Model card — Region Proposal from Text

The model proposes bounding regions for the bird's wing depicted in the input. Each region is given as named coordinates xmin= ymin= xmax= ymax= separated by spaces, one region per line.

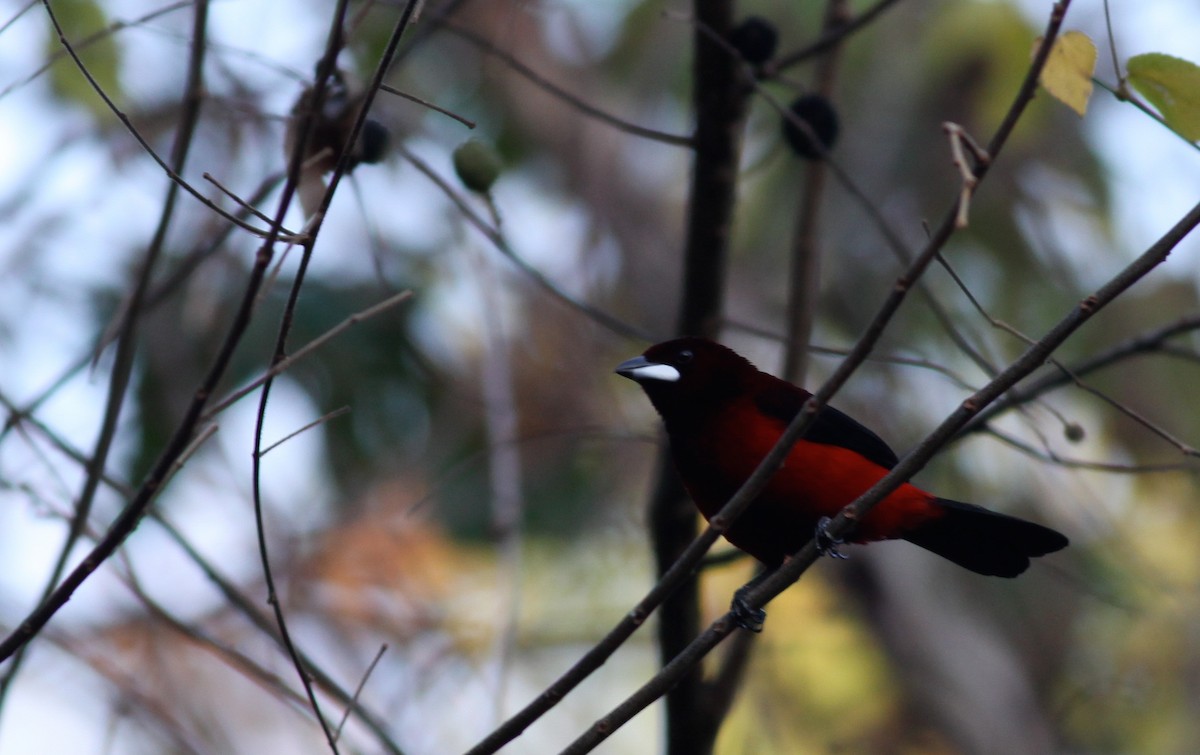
xmin=752 ymin=378 xmax=900 ymax=470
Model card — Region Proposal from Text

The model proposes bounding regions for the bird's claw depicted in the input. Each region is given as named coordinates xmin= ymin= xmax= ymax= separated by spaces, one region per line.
xmin=731 ymin=586 xmax=766 ymax=633
xmin=815 ymin=516 xmax=848 ymax=560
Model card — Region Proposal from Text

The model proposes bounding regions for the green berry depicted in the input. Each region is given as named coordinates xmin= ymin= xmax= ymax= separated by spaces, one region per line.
xmin=453 ymin=140 xmax=502 ymax=193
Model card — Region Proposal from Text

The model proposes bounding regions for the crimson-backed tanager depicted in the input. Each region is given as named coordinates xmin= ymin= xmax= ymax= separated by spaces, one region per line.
xmin=617 ymin=338 xmax=1068 ymax=581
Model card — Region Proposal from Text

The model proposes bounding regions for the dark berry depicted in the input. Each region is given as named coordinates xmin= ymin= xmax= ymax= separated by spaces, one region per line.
xmin=782 ymin=94 xmax=840 ymax=160
xmin=729 ymin=17 xmax=778 ymax=65
xmin=356 ymin=119 xmax=390 ymax=165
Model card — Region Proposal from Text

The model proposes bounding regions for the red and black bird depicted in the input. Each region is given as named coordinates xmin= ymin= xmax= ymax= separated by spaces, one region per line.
xmin=617 ymin=338 xmax=1068 ymax=578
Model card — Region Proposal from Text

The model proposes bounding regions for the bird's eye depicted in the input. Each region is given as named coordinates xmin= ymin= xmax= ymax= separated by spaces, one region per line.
xmin=677 ymin=349 xmax=694 ymax=365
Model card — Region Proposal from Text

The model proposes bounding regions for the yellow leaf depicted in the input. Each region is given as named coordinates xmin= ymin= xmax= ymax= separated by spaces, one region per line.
xmin=1037 ymin=31 xmax=1096 ymax=116
xmin=1127 ymin=53 xmax=1200 ymax=141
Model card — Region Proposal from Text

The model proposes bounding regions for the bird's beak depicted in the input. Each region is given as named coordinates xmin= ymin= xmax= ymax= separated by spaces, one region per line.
xmin=615 ymin=355 xmax=681 ymax=383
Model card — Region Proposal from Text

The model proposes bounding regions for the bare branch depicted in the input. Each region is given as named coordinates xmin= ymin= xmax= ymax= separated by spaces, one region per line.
xmin=544 ymin=5 xmax=1084 ymax=751
xmin=984 ymin=426 xmax=1197 ymax=473
xmin=336 ymin=644 xmax=389 ymax=741
xmin=205 ymin=290 xmax=414 ymax=420
xmin=942 ymin=122 xmax=990 ymax=228
xmin=36 ymin=0 xmax=303 ymax=241
xmin=392 ymin=140 xmax=652 ymax=340
xmin=258 ymin=406 xmax=351 ymax=457
xmin=246 ymin=3 xmax=423 ymax=751
xmin=766 ymin=0 xmax=907 ymax=74
xmin=564 ymin=159 xmax=1200 ymax=755
xmin=380 ymin=83 xmax=476 ymax=128
xmin=0 ymin=0 xmax=216 ymax=715
xmin=439 ymin=23 xmax=693 ymax=148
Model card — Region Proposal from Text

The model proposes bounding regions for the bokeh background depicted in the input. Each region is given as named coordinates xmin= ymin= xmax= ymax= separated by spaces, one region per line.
xmin=1 ymin=0 xmax=1199 ymax=753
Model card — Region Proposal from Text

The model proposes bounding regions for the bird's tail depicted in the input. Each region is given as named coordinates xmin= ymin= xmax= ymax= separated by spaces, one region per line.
xmin=901 ymin=498 xmax=1068 ymax=577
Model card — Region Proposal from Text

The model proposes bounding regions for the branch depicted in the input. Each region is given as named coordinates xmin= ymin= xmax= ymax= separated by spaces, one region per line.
xmin=957 ymin=312 xmax=1200 ymax=439
xmin=438 ymin=23 xmax=693 ymax=147
xmin=246 ymin=3 xmax=421 ymax=752
xmin=0 ymin=392 xmax=407 ymax=755
xmin=35 ymin=0 xmax=301 ymax=241
xmin=984 ymin=425 xmax=1197 ymax=473
xmin=765 ymin=0 xmax=906 ymax=74
xmin=782 ymin=0 xmax=850 ymax=384
xmin=654 ymin=2 xmax=753 ymax=752
xmin=391 ymin=141 xmax=652 ymax=340
xmin=944 ymin=241 xmax=1200 ymax=458
xmin=204 ymin=290 xmax=414 ymax=420
xmin=0 ymin=0 xmax=374 ymax=681
xmin=562 ymin=171 xmax=1200 ymax=755
xmin=470 ymin=3 xmax=1078 ymax=751
xmin=380 ymin=83 xmax=477 ymax=128
xmin=0 ymin=0 xmax=213 ymax=714
xmin=0 ymin=1 xmax=193 ymax=101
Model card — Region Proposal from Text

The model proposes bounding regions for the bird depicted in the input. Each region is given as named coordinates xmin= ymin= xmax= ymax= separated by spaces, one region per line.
xmin=285 ymin=67 xmax=390 ymax=217
xmin=616 ymin=337 xmax=1068 ymax=586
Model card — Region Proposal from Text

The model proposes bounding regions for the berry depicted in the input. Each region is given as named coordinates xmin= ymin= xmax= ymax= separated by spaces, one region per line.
xmin=453 ymin=140 xmax=502 ymax=193
xmin=356 ymin=119 xmax=390 ymax=165
xmin=729 ymin=17 xmax=778 ymax=65
xmin=782 ymin=94 xmax=840 ymax=160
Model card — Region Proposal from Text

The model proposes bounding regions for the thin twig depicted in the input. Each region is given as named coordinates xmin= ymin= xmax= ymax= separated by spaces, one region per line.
xmin=392 ymin=141 xmax=652 ymax=341
xmin=0 ymin=1 xmax=193 ymax=101
xmin=984 ymin=426 xmax=1197 ymax=473
xmin=0 ymin=0 xmax=213 ymax=715
xmin=0 ymin=389 xmax=407 ymax=755
xmin=203 ymin=172 xmax=282 ymax=227
xmin=381 ymin=83 xmax=476 ymax=127
xmin=938 ymin=247 xmax=1200 ymax=455
xmin=1101 ymin=0 xmax=1121 ymax=90
xmin=34 ymin=0 xmax=301 ymax=241
xmin=957 ymin=313 xmax=1200 ymax=438
xmin=259 ymin=406 xmax=351 ymax=457
xmin=1092 ymin=78 xmax=1200 ymax=153
xmin=247 ymin=3 xmax=424 ymax=752
xmin=205 ymin=290 xmax=414 ymax=420
xmin=1050 ymin=363 xmax=1200 ymax=456
xmin=563 ymin=140 xmax=1200 ymax=755
xmin=475 ymin=5 xmax=1076 ymax=752
xmin=336 ymin=644 xmax=389 ymax=740
xmin=942 ymin=122 xmax=990 ymax=228
xmin=439 ymin=23 xmax=693 ymax=147
xmin=766 ymin=0 xmax=906 ymax=74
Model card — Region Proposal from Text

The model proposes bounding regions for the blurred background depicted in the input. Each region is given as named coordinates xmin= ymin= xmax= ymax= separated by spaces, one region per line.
xmin=1 ymin=0 xmax=1199 ymax=753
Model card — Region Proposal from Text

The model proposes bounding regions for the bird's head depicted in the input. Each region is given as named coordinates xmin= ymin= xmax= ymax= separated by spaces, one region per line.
xmin=616 ymin=338 xmax=757 ymax=427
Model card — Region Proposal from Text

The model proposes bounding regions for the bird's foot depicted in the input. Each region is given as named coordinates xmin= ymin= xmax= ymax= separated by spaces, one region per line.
xmin=815 ymin=516 xmax=848 ymax=560
xmin=730 ymin=584 xmax=766 ymax=633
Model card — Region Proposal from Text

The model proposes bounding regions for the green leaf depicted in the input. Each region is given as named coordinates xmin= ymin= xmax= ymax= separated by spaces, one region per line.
xmin=1127 ymin=53 xmax=1200 ymax=141
xmin=43 ymin=0 xmax=122 ymax=120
